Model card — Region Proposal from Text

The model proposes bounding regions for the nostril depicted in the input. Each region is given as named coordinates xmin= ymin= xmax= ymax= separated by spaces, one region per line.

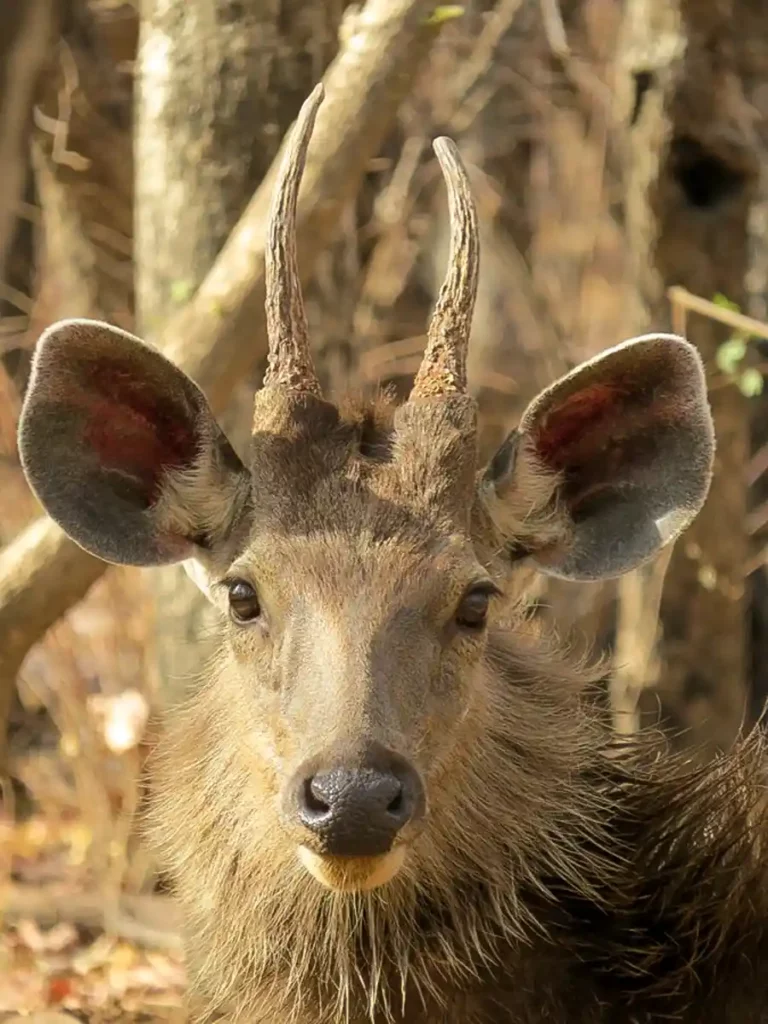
xmin=387 ymin=788 xmax=404 ymax=815
xmin=304 ymin=777 xmax=331 ymax=816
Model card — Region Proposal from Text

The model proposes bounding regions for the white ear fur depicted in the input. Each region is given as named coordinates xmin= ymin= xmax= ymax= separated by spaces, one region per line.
xmin=183 ymin=558 xmax=216 ymax=601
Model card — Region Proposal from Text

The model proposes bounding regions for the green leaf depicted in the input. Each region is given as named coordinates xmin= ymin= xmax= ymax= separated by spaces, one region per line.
xmin=424 ymin=5 xmax=464 ymax=25
xmin=171 ymin=279 xmax=194 ymax=304
xmin=739 ymin=368 xmax=764 ymax=397
xmin=716 ymin=336 xmax=747 ymax=375
xmin=712 ymin=292 xmax=741 ymax=314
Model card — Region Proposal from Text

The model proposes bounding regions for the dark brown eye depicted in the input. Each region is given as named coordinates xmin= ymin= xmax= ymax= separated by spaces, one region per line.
xmin=228 ymin=579 xmax=261 ymax=623
xmin=455 ymin=586 xmax=494 ymax=630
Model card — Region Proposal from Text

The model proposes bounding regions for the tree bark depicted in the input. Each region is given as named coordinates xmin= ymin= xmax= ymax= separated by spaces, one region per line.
xmin=136 ymin=0 xmax=344 ymax=338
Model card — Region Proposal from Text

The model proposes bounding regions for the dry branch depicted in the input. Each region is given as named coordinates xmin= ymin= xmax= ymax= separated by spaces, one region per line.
xmin=610 ymin=546 xmax=674 ymax=735
xmin=0 ymin=0 xmax=58 ymax=289
xmin=1 ymin=881 xmax=182 ymax=950
xmin=668 ymin=285 xmax=768 ymax=341
xmin=0 ymin=520 xmax=104 ymax=769
xmin=0 ymin=0 xmax=449 ymax=764
xmin=31 ymin=0 xmax=135 ymax=326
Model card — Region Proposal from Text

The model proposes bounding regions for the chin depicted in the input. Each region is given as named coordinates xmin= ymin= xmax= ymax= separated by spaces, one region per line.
xmin=298 ymin=845 xmax=407 ymax=892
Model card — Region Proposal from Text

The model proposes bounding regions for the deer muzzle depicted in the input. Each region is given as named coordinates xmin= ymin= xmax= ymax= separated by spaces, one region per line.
xmin=283 ymin=745 xmax=425 ymax=891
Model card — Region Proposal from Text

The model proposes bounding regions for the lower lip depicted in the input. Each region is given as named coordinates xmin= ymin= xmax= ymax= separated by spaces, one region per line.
xmin=297 ymin=845 xmax=407 ymax=892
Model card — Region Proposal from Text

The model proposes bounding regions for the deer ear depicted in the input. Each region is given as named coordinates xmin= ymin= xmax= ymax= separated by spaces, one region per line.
xmin=481 ymin=334 xmax=715 ymax=581
xmin=18 ymin=319 xmax=250 ymax=567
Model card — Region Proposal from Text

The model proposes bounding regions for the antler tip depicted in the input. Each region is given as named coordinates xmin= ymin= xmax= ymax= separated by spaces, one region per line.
xmin=432 ymin=136 xmax=456 ymax=156
xmin=304 ymin=81 xmax=325 ymax=116
xmin=432 ymin=137 xmax=469 ymax=181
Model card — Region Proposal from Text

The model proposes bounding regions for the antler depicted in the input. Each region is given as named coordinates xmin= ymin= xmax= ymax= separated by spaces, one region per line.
xmin=263 ymin=83 xmax=324 ymax=395
xmin=410 ymin=138 xmax=479 ymax=400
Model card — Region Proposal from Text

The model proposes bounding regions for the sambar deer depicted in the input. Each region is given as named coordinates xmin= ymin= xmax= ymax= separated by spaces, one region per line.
xmin=17 ymin=84 xmax=768 ymax=1023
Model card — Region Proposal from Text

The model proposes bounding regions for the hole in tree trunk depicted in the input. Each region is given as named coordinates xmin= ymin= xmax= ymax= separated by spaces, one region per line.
xmin=670 ymin=135 xmax=748 ymax=209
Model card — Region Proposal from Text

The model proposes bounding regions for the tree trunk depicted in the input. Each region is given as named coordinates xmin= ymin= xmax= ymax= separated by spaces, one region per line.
xmin=135 ymin=0 xmax=344 ymax=702
xmin=650 ymin=0 xmax=759 ymax=758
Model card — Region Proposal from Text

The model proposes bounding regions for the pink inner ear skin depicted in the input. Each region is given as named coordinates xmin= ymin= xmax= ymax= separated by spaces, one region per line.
xmin=78 ymin=362 xmax=198 ymax=501
xmin=535 ymin=383 xmax=625 ymax=470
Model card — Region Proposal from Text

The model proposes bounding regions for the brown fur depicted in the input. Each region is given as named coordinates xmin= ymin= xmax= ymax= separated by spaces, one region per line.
xmin=140 ymin=394 xmax=767 ymax=1024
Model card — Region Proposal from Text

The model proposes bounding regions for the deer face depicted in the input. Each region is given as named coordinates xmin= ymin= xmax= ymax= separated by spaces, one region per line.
xmin=18 ymin=86 xmax=715 ymax=895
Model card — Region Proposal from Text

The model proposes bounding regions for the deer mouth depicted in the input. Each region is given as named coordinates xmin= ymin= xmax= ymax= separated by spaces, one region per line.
xmin=298 ymin=845 xmax=407 ymax=892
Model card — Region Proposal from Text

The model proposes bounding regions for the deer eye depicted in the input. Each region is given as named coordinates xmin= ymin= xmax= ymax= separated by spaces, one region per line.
xmin=227 ymin=579 xmax=262 ymax=623
xmin=455 ymin=585 xmax=497 ymax=630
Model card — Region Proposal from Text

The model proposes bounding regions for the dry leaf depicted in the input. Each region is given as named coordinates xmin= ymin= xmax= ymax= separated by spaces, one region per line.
xmin=15 ymin=920 xmax=78 ymax=954
xmin=88 ymin=689 xmax=149 ymax=753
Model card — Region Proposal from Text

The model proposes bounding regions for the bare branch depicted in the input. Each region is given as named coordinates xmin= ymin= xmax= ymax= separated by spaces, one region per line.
xmin=31 ymin=0 xmax=134 ymax=324
xmin=0 ymin=0 xmax=58 ymax=288
xmin=1 ymin=881 xmax=183 ymax=951
xmin=0 ymin=0 xmax=449 ymax=763
xmin=0 ymin=519 xmax=104 ymax=768
xmin=610 ymin=546 xmax=674 ymax=736
xmin=668 ymin=285 xmax=768 ymax=341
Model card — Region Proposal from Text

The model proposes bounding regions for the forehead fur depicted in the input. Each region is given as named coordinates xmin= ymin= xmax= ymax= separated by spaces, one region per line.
xmin=247 ymin=388 xmax=479 ymax=544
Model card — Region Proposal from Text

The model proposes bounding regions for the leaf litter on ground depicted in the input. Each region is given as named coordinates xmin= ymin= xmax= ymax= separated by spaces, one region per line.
xmin=2 ymin=813 xmax=187 ymax=1023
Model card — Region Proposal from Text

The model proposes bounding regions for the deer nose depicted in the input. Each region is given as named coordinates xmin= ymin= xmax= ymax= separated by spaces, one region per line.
xmin=294 ymin=763 xmax=421 ymax=857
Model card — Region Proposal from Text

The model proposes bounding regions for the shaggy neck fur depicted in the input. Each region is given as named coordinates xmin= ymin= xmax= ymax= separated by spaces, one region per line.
xmin=145 ymin=396 xmax=767 ymax=1024
xmin=147 ymin=616 xmax=768 ymax=1024
xmin=146 ymin=619 xmax=620 ymax=1022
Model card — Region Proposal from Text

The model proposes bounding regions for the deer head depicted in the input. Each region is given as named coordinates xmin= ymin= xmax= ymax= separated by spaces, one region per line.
xmin=18 ymin=84 xmax=714 ymax=901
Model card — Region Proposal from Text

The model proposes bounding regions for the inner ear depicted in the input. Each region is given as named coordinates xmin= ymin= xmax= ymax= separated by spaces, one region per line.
xmin=74 ymin=360 xmax=202 ymax=505
xmin=483 ymin=334 xmax=715 ymax=581
xmin=531 ymin=375 xmax=683 ymax=522
xmin=19 ymin=319 xmax=250 ymax=567
xmin=534 ymin=379 xmax=639 ymax=474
